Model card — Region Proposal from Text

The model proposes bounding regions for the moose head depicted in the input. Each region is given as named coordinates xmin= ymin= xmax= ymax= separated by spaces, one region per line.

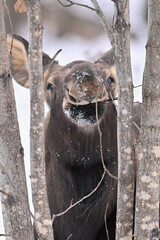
xmin=7 ymin=34 xmax=117 ymax=127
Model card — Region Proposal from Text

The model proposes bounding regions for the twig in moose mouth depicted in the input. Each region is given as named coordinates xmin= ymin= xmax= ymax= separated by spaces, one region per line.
xmin=106 ymin=97 xmax=118 ymax=102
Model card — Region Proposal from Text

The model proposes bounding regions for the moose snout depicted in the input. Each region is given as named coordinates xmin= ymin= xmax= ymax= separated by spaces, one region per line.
xmin=65 ymin=81 xmax=108 ymax=105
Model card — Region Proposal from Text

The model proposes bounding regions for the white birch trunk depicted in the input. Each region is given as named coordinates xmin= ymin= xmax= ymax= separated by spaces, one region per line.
xmin=0 ymin=0 xmax=34 ymax=239
xmin=25 ymin=1 xmax=54 ymax=239
xmin=134 ymin=0 xmax=160 ymax=239
xmin=113 ymin=1 xmax=135 ymax=239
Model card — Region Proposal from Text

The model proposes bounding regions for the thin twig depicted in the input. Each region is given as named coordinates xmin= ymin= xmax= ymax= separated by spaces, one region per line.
xmin=0 ymin=234 xmax=12 ymax=237
xmin=52 ymin=171 xmax=106 ymax=223
xmin=133 ymin=121 xmax=140 ymax=131
xmin=95 ymin=100 xmax=119 ymax=181
xmin=57 ymin=0 xmax=114 ymax=43
xmin=52 ymin=49 xmax=62 ymax=61
xmin=134 ymin=84 xmax=142 ymax=89
xmin=57 ymin=0 xmax=97 ymax=11
xmin=67 ymin=233 xmax=73 ymax=240
xmin=0 ymin=190 xmax=10 ymax=196
xmin=104 ymin=203 xmax=110 ymax=240
xmin=48 ymin=49 xmax=62 ymax=70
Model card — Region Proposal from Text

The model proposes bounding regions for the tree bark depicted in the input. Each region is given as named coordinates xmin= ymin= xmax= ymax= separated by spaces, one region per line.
xmin=134 ymin=0 xmax=160 ymax=239
xmin=25 ymin=1 xmax=54 ymax=239
xmin=113 ymin=1 xmax=135 ymax=239
xmin=0 ymin=0 xmax=34 ymax=239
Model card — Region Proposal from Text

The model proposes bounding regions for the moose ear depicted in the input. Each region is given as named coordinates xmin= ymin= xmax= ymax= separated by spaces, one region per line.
xmin=95 ymin=49 xmax=115 ymax=67
xmin=7 ymin=34 xmax=51 ymax=88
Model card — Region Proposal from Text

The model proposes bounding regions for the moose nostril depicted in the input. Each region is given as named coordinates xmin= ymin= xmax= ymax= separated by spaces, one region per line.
xmin=66 ymin=89 xmax=80 ymax=103
xmin=69 ymin=94 xmax=79 ymax=103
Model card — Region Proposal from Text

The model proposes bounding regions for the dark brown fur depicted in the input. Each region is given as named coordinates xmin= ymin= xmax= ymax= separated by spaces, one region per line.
xmin=7 ymin=34 xmax=141 ymax=240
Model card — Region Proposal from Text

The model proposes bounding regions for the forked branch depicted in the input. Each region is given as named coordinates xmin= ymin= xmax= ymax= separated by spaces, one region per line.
xmin=57 ymin=0 xmax=114 ymax=44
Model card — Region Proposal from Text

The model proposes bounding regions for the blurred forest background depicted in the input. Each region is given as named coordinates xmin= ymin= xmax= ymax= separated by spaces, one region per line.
xmin=0 ymin=0 xmax=147 ymax=238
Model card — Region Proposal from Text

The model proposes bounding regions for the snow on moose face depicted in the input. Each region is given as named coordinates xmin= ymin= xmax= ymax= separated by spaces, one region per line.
xmin=63 ymin=63 xmax=108 ymax=125
xmin=62 ymin=62 xmax=115 ymax=126
xmin=46 ymin=61 xmax=117 ymax=126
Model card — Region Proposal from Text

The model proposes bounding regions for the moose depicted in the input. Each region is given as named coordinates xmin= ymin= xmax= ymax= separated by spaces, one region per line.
xmin=7 ymin=34 xmax=141 ymax=240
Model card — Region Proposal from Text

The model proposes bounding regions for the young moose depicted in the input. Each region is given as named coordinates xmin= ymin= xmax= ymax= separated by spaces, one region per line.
xmin=7 ymin=34 xmax=141 ymax=240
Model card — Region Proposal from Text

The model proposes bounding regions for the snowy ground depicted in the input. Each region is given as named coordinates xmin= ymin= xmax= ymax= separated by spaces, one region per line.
xmin=0 ymin=0 xmax=147 ymax=238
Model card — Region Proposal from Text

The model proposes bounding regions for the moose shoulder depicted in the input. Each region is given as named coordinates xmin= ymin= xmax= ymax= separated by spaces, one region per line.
xmin=7 ymin=34 xmax=141 ymax=240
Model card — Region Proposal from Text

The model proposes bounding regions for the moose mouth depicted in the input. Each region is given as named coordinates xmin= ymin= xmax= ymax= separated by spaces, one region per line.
xmin=63 ymin=86 xmax=108 ymax=125
xmin=64 ymin=102 xmax=105 ymax=125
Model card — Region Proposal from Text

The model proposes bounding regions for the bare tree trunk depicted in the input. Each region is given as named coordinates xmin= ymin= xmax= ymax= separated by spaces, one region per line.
xmin=0 ymin=0 xmax=34 ymax=239
xmin=25 ymin=1 xmax=54 ymax=239
xmin=134 ymin=0 xmax=160 ymax=239
xmin=113 ymin=1 xmax=135 ymax=239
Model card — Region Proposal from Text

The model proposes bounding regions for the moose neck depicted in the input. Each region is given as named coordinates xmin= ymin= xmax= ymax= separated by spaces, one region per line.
xmin=46 ymin=102 xmax=117 ymax=169
xmin=45 ymin=102 xmax=118 ymax=207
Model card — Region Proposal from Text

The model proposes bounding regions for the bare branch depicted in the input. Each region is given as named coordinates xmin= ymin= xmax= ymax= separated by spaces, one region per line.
xmin=95 ymin=100 xmax=119 ymax=181
xmin=0 ymin=234 xmax=12 ymax=237
xmin=57 ymin=0 xmax=97 ymax=11
xmin=90 ymin=0 xmax=114 ymax=44
xmin=0 ymin=190 xmax=10 ymax=196
xmin=104 ymin=204 xmax=110 ymax=240
xmin=67 ymin=234 xmax=73 ymax=240
xmin=134 ymin=84 xmax=142 ymax=89
xmin=57 ymin=0 xmax=114 ymax=44
xmin=52 ymin=171 xmax=106 ymax=223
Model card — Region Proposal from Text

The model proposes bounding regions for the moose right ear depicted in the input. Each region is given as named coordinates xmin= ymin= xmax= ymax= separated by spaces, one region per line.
xmin=7 ymin=34 xmax=52 ymax=88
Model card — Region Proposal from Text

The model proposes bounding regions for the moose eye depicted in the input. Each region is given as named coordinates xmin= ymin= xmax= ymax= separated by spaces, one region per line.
xmin=107 ymin=77 xmax=114 ymax=85
xmin=47 ymin=83 xmax=55 ymax=92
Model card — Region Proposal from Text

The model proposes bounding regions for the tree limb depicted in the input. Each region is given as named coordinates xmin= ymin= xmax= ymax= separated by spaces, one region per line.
xmin=24 ymin=0 xmax=53 ymax=239
xmin=0 ymin=1 xmax=34 ymax=239
xmin=134 ymin=0 xmax=160 ymax=238
xmin=90 ymin=0 xmax=114 ymax=44
xmin=113 ymin=1 xmax=135 ymax=239
xmin=57 ymin=0 xmax=97 ymax=11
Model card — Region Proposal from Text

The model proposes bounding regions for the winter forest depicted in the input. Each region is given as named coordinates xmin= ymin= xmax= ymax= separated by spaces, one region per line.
xmin=0 ymin=0 xmax=159 ymax=240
